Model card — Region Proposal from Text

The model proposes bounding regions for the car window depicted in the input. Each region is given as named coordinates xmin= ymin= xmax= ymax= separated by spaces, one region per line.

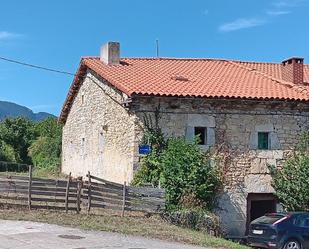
xmin=252 ymin=214 xmax=286 ymax=224
xmin=294 ymin=215 xmax=309 ymax=227
xmin=304 ymin=218 xmax=309 ymax=228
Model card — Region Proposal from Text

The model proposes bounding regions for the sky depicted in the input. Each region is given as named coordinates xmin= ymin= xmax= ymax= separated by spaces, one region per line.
xmin=0 ymin=0 xmax=309 ymax=116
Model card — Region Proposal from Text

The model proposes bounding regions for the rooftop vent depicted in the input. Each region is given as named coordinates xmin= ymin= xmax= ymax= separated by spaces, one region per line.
xmin=281 ymin=57 xmax=304 ymax=84
xmin=171 ymin=75 xmax=189 ymax=82
xmin=100 ymin=41 xmax=120 ymax=65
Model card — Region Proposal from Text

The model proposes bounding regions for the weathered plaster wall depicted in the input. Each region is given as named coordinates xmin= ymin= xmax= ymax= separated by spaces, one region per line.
xmin=132 ymin=96 xmax=309 ymax=236
xmin=61 ymin=71 xmax=137 ymax=183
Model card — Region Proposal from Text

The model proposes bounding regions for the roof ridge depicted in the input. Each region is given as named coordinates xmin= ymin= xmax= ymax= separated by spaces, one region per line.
xmin=228 ymin=60 xmax=294 ymax=87
xmin=123 ymin=57 xmax=230 ymax=62
xmin=228 ymin=61 xmax=309 ymax=98
xmin=82 ymin=56 xmax=309 ymax=66
xmin=232 ymin=60 xmax=280 ymax=65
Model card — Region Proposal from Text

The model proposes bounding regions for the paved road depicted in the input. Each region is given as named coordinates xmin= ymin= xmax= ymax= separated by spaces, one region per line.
xmin=0 ymin=220 xmax=208 ymax=249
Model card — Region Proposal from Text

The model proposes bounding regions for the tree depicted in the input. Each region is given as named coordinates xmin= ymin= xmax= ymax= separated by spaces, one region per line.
xmin=269 ymin=129 xmax=309 ymax=211
xmin=0 ymin=141 xmax=18 ymax=162
xmin=28 ymin=117 xmax=62 ymax=170
xmin=0 ymin=117 xmax=35 ymax=164
xmin=34 ymin=117 xmax=62 ymax=139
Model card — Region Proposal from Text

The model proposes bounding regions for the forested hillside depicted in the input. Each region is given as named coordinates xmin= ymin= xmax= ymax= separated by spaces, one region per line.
xmin=0 ymin=101 xmax=56 ymax=121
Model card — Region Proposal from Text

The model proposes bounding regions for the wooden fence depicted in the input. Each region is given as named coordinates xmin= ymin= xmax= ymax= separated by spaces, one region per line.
xmin=0 ymin=166 xmax=81 ymax=212
xmin=0 ymin=167 xmax=165 ymax=215
xmin=84 ymin=172 xmax=165 ymax=215
xmin=0 ymin=161 xmax=29 ymax=173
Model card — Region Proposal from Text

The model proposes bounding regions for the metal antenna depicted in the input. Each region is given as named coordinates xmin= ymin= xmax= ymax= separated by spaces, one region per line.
xmin=156 ymin=39 xmax=159 ymax=58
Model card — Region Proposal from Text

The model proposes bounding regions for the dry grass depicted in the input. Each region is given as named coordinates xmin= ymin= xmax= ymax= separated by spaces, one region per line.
xmin=0 ymin=207 xmax=249 ymax=249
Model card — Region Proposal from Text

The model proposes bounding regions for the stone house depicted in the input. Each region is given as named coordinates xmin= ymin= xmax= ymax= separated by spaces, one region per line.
xmin=59 ymin=42 xmax=309 ymax=236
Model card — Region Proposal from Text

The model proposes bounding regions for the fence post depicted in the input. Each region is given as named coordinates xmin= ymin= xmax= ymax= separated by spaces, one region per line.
xmin=121 ymin=181 xmax=126 ymax=217
xmin=28 ymin=165 xmax=32 ymax=210
xmin=76 ymin=177 xmax=82 ymax=214
xmin=65 ymin=172 xmax=71 ymax=213
xmin=87 ymin=171 xmax=91 ymax=214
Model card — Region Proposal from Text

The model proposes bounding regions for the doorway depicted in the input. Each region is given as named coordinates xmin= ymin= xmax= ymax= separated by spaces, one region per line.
xmin=246 ymin=193 xmax=277 ymax=234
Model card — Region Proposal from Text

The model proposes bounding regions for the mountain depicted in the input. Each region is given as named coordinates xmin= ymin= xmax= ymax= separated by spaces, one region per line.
xmin=0 ymin=101 xmax=56 ymax=121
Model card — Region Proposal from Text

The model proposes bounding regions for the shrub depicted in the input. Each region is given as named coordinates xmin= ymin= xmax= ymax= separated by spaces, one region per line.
xmin=161 ymin=138 xmax=221 ymax=210
xmin=162 ymin=208 xmax=222 ymax=235
xmin=28 ymin=118 xmax=62 ymax=170
xmin=0 ymin=141 xmax=19 ymax=163
xmin=131 ymin=149 xmax=162 ymax=187
xmin=28 ymin=136 xmax=61 ymax=170
xmin=269 ymin=128 xmax=309 ymax=211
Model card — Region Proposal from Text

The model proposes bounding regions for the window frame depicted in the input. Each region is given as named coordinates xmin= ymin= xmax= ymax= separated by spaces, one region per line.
xmin=258 ymin=132 xmax=270 ymax=150
xmin=194 ymin=126 xmax=207 ymax=145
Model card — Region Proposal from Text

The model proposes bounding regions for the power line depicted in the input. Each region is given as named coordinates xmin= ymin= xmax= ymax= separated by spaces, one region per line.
xmin=0 ymin=55 xmax=125 ymax=110
xmin=0 ymin=56 xmax=75 ymax=76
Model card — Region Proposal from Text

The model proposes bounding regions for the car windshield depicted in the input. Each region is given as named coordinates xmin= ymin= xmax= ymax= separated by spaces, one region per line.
xmin=252 ymin=214 xmax=286 ymax=224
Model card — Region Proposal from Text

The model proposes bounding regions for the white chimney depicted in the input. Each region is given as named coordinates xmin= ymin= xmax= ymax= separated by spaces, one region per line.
xmin=100 ymin=42 xmax=120 ymax=65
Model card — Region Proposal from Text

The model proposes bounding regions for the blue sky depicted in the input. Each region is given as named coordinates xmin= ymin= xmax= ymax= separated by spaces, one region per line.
xmin=0 ymin=0 xmax=309 ymax=115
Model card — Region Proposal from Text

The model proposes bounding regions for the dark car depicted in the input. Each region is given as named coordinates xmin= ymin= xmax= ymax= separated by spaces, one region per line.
xmin=248 ymin=212 xmax=309 ymax=249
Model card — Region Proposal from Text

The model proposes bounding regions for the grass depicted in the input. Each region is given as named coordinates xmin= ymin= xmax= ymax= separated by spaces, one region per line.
xmin=0 ymin=168 xmax=66 ymax=179
xmin=0 ymin=208 xmax=249 ymax=249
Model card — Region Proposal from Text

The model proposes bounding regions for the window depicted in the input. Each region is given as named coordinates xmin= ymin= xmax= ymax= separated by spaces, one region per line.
xmin=99 ymin=132 xmax=104 ymax=153
xmin=194 ymin=127 xmax=207 ymax=145
xmin=294 ymin=215 xmax=309 ymax=227
xmin=81 ymin=138 xmax=85 ymax=158
xmin=81 ymin=94 xmax=85 ymax=105
xmin=258 ymin=132 xmax=270 ymax=150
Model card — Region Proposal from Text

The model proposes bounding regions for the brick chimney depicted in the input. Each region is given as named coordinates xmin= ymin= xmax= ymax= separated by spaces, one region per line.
xmin=100 ymin=42 xmax=120 ymax=65
xmin=281 ymin=57 xmax=304 ymax=84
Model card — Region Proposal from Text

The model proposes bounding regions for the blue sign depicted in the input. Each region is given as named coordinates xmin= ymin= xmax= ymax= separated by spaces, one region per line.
xmin=139 ymin=144 xmax=151 ymax=155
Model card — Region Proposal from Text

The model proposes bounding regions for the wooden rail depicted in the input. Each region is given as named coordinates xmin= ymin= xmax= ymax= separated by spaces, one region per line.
xmin=84 ymin=173 xmax=165 ymax=215
xmin=0 ymin=172 xmax=82 ymax=212
xmin=0 ymin=169 xmax=165 ymax=215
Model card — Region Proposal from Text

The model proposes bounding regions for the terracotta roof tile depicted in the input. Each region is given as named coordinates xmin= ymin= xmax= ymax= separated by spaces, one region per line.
xmin=82 ymin=57 xmax=309 ymax=100
xmin=59 ymin=57 xmax=309 ymax=122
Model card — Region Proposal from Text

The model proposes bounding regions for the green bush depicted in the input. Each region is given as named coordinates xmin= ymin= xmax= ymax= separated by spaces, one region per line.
xmin=28 ymin=136 xmax=61 ymax=170
xmin=161 ymin=138 xmax=221 ymax=210
xmin=28 ymin=118 xmax=62 ymax=170
xmin=0 ymin=141 xmax=19 ymax=163
xmin=132 ymin=136 xmax=221 ymax=211
xmin=131 ymin=148 xmax=162 ymax=187
xmin=162 ymin=208 xmax=222 ymax=235
xmin=269 ymin=129 xmax=309 ymax=211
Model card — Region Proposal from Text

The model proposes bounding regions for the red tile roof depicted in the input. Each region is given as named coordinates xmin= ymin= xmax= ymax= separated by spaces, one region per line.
xmin=59 ymin=57 xmax=309 ymax=122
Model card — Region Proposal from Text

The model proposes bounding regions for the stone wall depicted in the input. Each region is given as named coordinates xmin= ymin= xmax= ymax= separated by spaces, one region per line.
xmin=61 ymin=70 xmax=137 ymax=183
xmin=131 ymin=96 xmax=309 ymax=236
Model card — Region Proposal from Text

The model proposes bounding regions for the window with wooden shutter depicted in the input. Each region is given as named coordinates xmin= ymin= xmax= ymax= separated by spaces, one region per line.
xmin=258 ymin=132 xmax=269 ymax=150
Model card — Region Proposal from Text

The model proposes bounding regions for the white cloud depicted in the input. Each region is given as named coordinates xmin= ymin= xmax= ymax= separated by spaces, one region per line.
xmin=0 ymin=31 xmax=22 ymax=41
xmin=272 ymin=0 xmax=309 ymax=8
xmin=219 ymin=18 xmax=266 ymax=32
xmin=266 ymin=10 xmax=291 ymax=16
xmin=202 ymin=9 xmax=209 ymax=15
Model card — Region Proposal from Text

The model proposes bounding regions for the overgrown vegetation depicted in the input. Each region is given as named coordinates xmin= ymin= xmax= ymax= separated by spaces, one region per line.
xmin=132 ymin=111 xmax=222 ymax=215
xmin=0 ymin=117 xmax=62 ymax=173
xmin=269 ymin=128 xmax=309 ymax=211
xmin=161 ymin=138 xmax=221 ymax=210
